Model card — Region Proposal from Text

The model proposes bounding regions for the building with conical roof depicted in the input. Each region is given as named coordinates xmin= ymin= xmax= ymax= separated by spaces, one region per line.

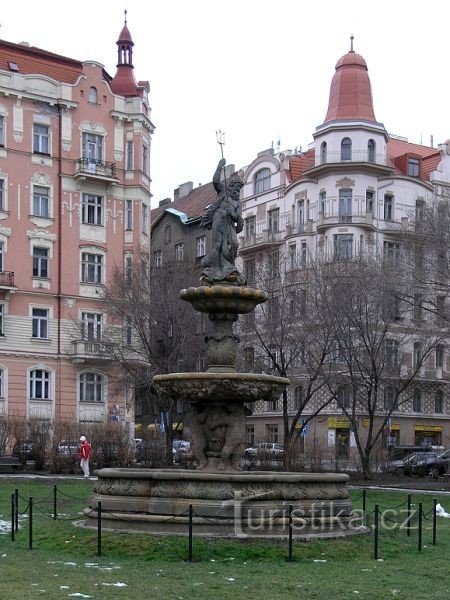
xmin=238 ymin=42 xmax=450 ymax=462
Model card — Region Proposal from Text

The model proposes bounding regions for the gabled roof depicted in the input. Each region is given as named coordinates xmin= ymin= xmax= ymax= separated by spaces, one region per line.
xmin=151 ymin=182 xmax=216 ymax=228
xmin=0 ymin=39 xmax=83 ymax=84
xmin=287 ymin=150 xmax=315 ymax=182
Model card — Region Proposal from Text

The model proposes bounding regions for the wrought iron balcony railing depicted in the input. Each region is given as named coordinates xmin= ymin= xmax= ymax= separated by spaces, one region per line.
xmin=75 ymin=158 xmax=117 ymax=180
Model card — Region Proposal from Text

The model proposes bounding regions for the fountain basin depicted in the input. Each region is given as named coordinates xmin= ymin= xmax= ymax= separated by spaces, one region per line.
xmin=180 ymin=285 xmax=268 ymax=314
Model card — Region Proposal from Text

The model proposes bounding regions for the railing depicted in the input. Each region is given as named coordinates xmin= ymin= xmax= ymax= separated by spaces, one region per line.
xmin=312 ymin=151 xmax=395 ymax=168
xmin=0 ymin=271 xmax=15 ymax=287
xmin=71 ymin=340 xmax=113 ymax=358
xmin=76 ymin=158 xmax=117 ymax=179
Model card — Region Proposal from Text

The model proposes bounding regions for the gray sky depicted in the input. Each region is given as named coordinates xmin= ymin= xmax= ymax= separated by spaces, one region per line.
xmin=2 ymin=0 xmax=450 ymax=205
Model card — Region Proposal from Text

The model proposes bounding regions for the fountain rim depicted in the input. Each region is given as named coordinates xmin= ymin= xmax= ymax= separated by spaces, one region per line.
xmin=153 ymin=372 xmax=290 ymax=385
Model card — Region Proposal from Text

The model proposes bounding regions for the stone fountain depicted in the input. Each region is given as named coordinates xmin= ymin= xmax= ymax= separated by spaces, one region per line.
xmin=84 ymin=159 xmax=365 ymax=539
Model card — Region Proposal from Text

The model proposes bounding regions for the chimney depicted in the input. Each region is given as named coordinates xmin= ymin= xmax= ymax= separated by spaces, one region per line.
xmin=159 ymin=198 xmax=171 ymax=207
xmin=174 ymin=181 xmax=193 ymax=201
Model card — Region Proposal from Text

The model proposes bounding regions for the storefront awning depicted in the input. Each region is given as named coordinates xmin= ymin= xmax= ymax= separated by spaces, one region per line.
xmin=414 ymin=425 xmax=442 ymax=432
xmin=328 ymin=417 xmax=350 ymax=429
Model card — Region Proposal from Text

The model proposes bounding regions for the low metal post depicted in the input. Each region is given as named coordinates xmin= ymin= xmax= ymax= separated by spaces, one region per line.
xmin=374 ymin=504 xmax=379 ymax=560
xmin=53 ymin=485 xmax=57 ymax=520
xmin=418 ymin=502 xmax=423 ymax=552
xmin=15 ymin=488 xmax=19 ymax=532
xmin=11 ymin=493 xmax=15 ymax=542
xmin=432 ymin=499 xmax=437 ymax=546
xmin=188 ymin=504 xmax=193 ymax=563
xmin=407 ymin=494 xmax=412 ymax=537
xmin=97 ymin=501 xmax=102 ymax=557
xmin=362 ymin=489 xmax=367 ymax=527
xmin=28 ymin=496 xmax=33 ymax=550
xmin=288 ymin=504 xmax=293 ymax=562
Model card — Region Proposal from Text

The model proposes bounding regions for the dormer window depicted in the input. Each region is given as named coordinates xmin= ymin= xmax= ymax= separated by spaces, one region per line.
xmin=320 ymin=142 xmax=327 ymax=164
xmin=88 ymin=86 xmax=98 ymax=104
xmin=408 ymin=157 xmax=420 ymax=177
xmin=341 ymin=137 xmax=352 ymax=161
xmin=254 ymin=168 xmax=271 ymax=194
xmin=368 ymin=139 xmax=375 ymax=162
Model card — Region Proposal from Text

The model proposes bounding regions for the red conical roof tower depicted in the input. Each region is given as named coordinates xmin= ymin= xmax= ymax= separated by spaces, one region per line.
xmin=324 ymin=37 xmax=376 ymax=123
xmin=110 ymin=11 xmax=140 ymax=97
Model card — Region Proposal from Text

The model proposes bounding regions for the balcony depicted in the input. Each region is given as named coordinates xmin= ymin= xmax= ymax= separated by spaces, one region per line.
xmin=239 ymin=216 xmax=288 ymax=253
xmin=74 ymin=158 xmax=118 ymax=182
xmin=0 ymin=271 xmax=16 ymax=291
xmin=317 ymin=212 xmax=375 ymax=232
xmin=304 ymin=151 xmax=394 ymax=178
xmin=70 ymin=340 xmax=114 ymax=363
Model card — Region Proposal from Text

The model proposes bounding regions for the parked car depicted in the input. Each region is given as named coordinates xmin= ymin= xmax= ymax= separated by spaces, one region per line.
xmin=420 ymin=449 xmax=450 ymax=478
xmin=172 ymin=440 xmax=192 ymax=464
xmin=12 ymin=440 xmax=36 ymax=464
xmin=244 ymin=442 xmax=284 ymax=459
xmin=57 ymin=441 xmax=79 ymax=456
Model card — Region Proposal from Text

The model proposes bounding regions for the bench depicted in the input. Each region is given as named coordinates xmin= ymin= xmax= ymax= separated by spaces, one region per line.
xmin=0 ymin=456 xmax=24 ymax=473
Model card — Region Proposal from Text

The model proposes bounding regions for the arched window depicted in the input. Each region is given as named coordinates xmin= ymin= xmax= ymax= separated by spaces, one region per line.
xmin=80 ymin=372 xmax=104 ymax=403
xmin=254 ymin=168 xmax=271 ymax=194
xmin=320 ymin=141 xmax=327 ymax=164
xmin=88 ymin=86 xmax=98 ymax=104
xmin=368 ymin=139 xmax=375 ymax=162
xmin=29 ymin=369 xmax=50 ymax=400
xmin=341 ymin=137 xmax=352 ymax=161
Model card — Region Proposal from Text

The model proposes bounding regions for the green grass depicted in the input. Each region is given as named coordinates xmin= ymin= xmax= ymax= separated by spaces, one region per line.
xmin=1 ymin=477 xmax=450 ymax=599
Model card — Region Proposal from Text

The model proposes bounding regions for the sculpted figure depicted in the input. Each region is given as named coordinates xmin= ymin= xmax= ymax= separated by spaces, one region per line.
xmin=201 ymin=158 xmax=245 ymax=284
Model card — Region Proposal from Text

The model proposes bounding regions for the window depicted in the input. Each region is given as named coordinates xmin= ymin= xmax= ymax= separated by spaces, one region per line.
xmin=82 ymin=132 xmax=103 ymax=161
xmin=266 ymin=399 xmax=278 ymax=412
xmin=434 ymin=390 xmax=444 ymax=414
xmin=29 ymin=369 xmax=50 ymax=400
xmin=339 ymin=189 xmax=352 ymax=223
xmin=384 ymin=386 xmax=397 ymax=411
xmin=300 ymin=241 xmax=307 ymax=266
xmin=254 ymin=169 xmax=271 ymax=194
xmin=320 ymin=141 xmax=327 ymax=164
xmin=414 ymin=246 xmax=424 ymax=270
xmin=436 ymin=295 xmax=446 ymax=323
xmin=142 ymin=144 xmax=149 ymax=175
xmin=297 ymin=200 xmax=305 ymax=233
xmin=82 ymin=312 xmax=102 ymax=341
xmin=126 ymin=141 xmax=133 ymax=170
xmin=288 ymin=244 xmax=297 ymax=270
xmin=368 ymin=139 xmax=375 ymax=162
xmin=383 ymin=293 xmax=402 ymax=322
xmin=32 ymin=186 xmax=50 ymax=218
xmin=81 ymin=252 xmax=103 ymax=284
xmin=415 ymin=199 xmax=424 ymax=225
xmin=88 ymin=86 xmax=98 ymax=104
xmin=80 ymin=372 xmax=104 ymax=402
xmin=268 ymin=208 xmax=279 ymax=233
xmin=244 ymin=258 xmax=255 ymax=283
xmin=408 ymin=157 xmax=420 ymax=177
xmin=383 ymin=241 xmax=401 ymax=265
xmin=413 ymin=293 xmax=423 ymax=321
xmin=125 ymin=200 xmax=133 ymax=230
xmin=436 ymin=345 xmax=444 ymax=369
xmin=154 ymin=249 xmax=162 ymax=267
xmin=32 ymin=308 xmax=49 ymax=339
xmin=267 ymin=424 xmax=279 ymax=443
xmin=246 ymin=425 xmax=255 ymax=447
xmin=33 ymin=124 xmax=49 ymax=154
xmin=385 ymin=339 xmax=399 ymax=367
xmin=0 ymin=115 xmax=4 ymax=146
xmin=196 ymin=236 xmax=206 ymax=258
xmin=196 ymin=353 xmax=207 ymax=372
xmin=125 ymin=317 xmax=132 ymax=345
xmin=334 ymin=234 xmax=353 ymax=261
xmin=142 ymin=204 xmax=148 ymax=234
xmin=268 ymin=250 xmax=280 ymax=277
xmin=82 ymin=194 xmax=103 ymax=225
xmin=412 ymin=388 xmax=422 ymax=412
xmin=319 ymin=191 xmax=326 ymax=214
xmin=268 ymin=297 xmax=279 ymax=322
xmin=32 ymin=247 xmax=49 ymax=278
xmin=245 ymin=216 xmax=256 ymax=239
xmin=175 ymin=243 xmax=184 ymax=261
xmin=0 ymin=304 xmax=3 ymax=335
xmin=0 ymin=179 xmax=5 ymax=212
xmin=0 ymin=241 xmax=3 ymax=271
xmin=294 ymin=386 xmax=304 ymax=410
xmin=125 ymin=254 xmax=133 ymax=284
xmin=413 ymin=342 xmax=422 ymax=370
xmin=366 ymin=190 xmax=374 ymax=214
xmin=337 ymin=385 xmax=351 ymax=410
xmin=341 ymin=137 xmax=352 ymax=161
xmin=384 ymin=195 xmax=393 ymax=221
xmin=243 ymin=347 xmax=255 ymax=371
xmin=0 ymin=368 xmax=3 ymax=397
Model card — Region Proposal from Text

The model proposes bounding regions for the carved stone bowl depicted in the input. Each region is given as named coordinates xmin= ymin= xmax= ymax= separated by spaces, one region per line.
xmin=180 ymin=285 xmax=268 ymax=315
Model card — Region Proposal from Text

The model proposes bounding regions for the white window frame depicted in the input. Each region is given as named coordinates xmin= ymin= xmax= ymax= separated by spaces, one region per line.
xmin=88 ymin=86 xmax=98 ymax=104
xmin=81 ymin=311 xmax=103 ymax=341
xmin=0 ymin=304 xmax=4 ymax=336
xmin=0 ymin=115 xmax=4 ymax=146
xmin=0 ymin=240 xmax=4 ymax=272
xmin=29 ymin=368 xmax=51 ymax=400
xmin=125 ymin=199 xmax=133 ymax=230
xmin=196 ymin=236 xmax=206 ymax=258
xmin=81 ymin=194 xmax=104 ymax=226
xmin=81 ymin=252 xmax=103 ymax=284
xmin=79 ymin=371 xmax=104 ymax=403
xmin=32 ymin=185 xmax=50 ymax=218
xmin=82 ymin=132 xmax=103 ymax=162
xmin=32 ymin=307 xmax=49 ymax=339
xmin=154 ymin=249 xmax=162 ymax=267
xmin=254 ymin=168 xmax=271 ymax=194
xmin=126 ymin=140 xmax=133 ymax=170
xmin=142 ymin=203 xmax=148 ymax=234
xmin=175 ymin=242 xmax=184 ymax=261
xmin=32 ymin=246 xmax=49 ymax=278
xmin=33 ymin=123 xmax=50 ymax=154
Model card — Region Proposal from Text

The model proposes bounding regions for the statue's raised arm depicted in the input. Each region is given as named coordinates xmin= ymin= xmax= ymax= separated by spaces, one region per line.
xmin=200 ymin=158 xmax=245 ymax=286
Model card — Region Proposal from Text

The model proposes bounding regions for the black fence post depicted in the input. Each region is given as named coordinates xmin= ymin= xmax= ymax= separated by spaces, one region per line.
xmin=432 ymin=499 xmax=437 ymax=546
xmin=97 ymin=501 xmax=102 ymax=557
xmin=11 ymin=493 xmax=15 ymax=542
xmin=53 ymin=485 xmax=57 ymax=520
xmin=362 ymin=489 xmax=366 ymax=516
xmin=15 ymin=488 xmax=19 ymax=532
xmin=374 ymin=504 xmax=379 ymax=560
xmin=407 ymin=494 xmax=412 ymax=537
xmin=418 ymin=502 xmax=423 ymax=552
xmin=287 ymin=504 xmax=293 ymax=562
xmin=28 ymin=496 xmax=33 ymax=550
xmin=188 ymin=504 xmax=193 ymax=563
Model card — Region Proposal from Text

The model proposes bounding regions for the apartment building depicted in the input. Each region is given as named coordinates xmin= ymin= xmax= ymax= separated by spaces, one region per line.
xmin=238 ymin=46 xmax=450 ymax=456
xmin=0 ymin=21 xmax=153 ymax=432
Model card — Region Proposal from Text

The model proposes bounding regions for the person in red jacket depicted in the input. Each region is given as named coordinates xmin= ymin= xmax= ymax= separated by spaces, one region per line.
xmin=79 ymin=435 xmax=92 ymax=478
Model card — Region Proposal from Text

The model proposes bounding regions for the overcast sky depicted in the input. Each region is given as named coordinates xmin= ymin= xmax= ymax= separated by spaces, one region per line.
xmin=2 ymin=0 xmax=450 ymax=205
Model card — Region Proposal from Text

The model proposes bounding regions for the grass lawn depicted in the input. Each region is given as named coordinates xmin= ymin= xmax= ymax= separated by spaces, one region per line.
xmin=0 ymin=477 xmax=450 ymax=599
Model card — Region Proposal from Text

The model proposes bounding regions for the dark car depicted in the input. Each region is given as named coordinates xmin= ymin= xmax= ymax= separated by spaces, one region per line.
xmin=12 ymin=440 xmax=36 ymax=464
xmin=421 ymin=449 xmax=450 ymax=478
xmin=404 ymin=452 xmax=441 ymax=477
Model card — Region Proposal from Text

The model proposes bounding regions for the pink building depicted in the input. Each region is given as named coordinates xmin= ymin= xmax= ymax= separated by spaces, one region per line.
xmin=0 ymin=21 xmax=153 ymax=432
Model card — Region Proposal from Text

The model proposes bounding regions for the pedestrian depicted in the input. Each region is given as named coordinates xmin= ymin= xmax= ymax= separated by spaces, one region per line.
xmin=79 ymin=435 xmax=92 ymax=478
